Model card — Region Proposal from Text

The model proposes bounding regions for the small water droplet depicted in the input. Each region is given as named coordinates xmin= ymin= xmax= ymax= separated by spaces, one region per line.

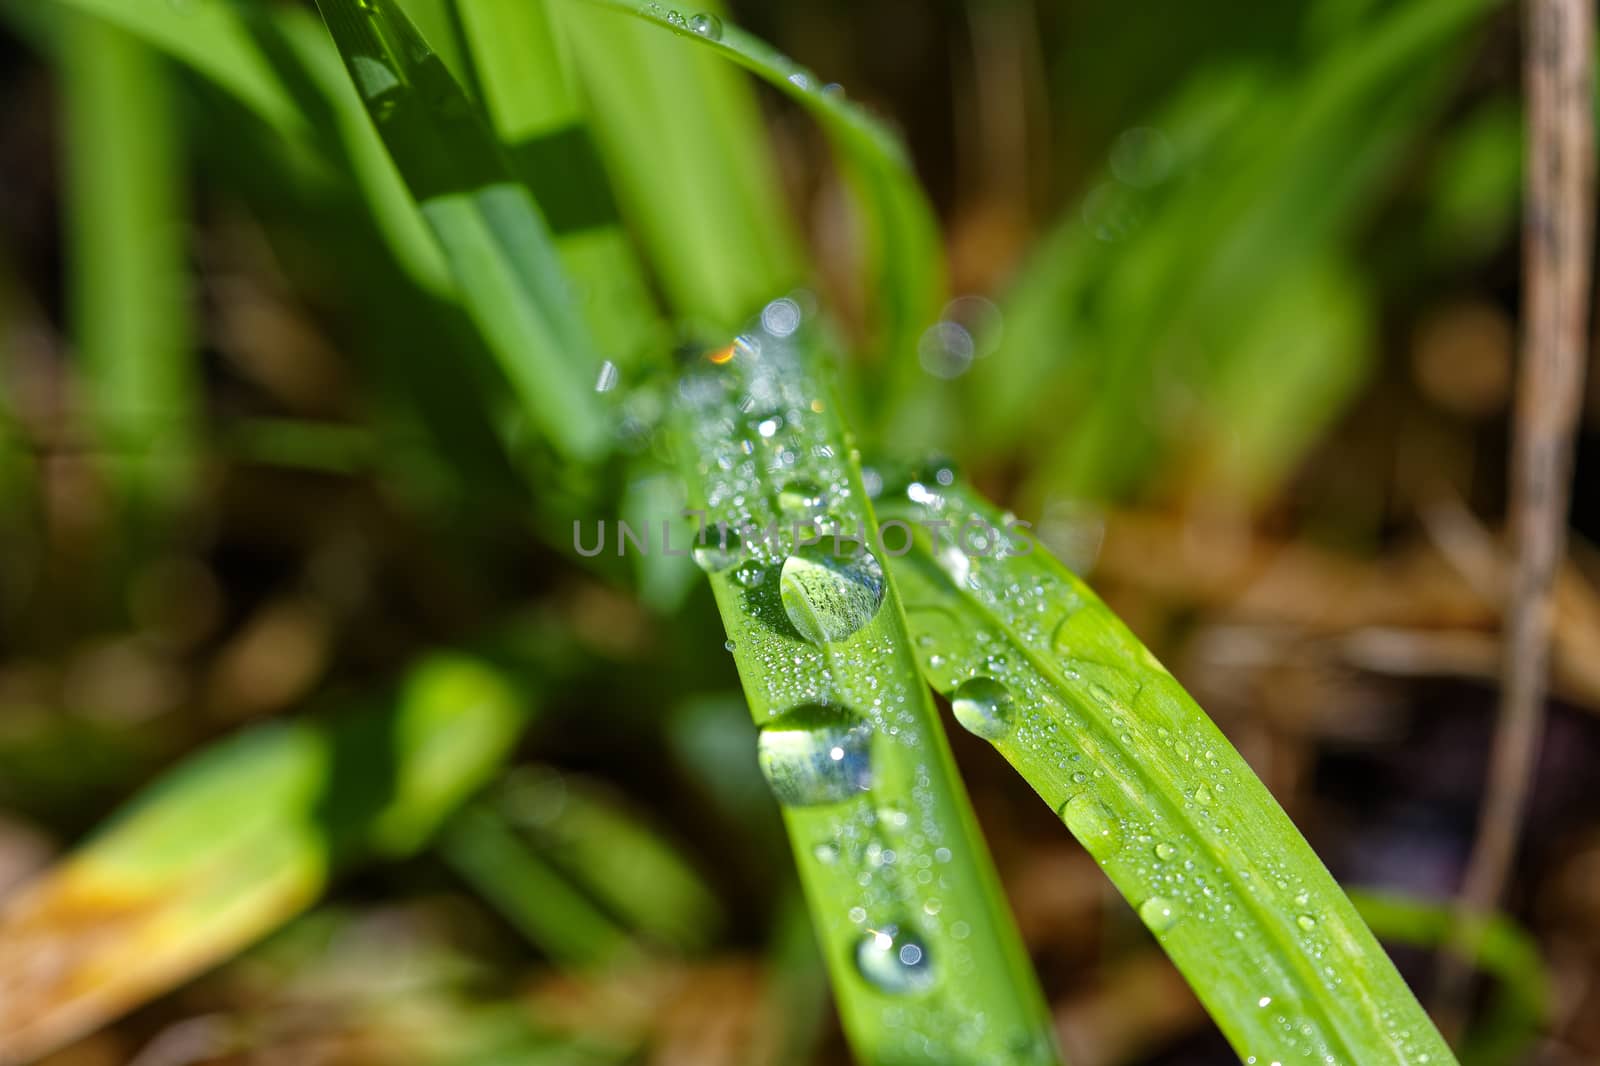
xmin=1058 ymin=793 xmax=1120 ymax=855
xmin=787 ymin=71 xmax=812 ymax=91
xmin=813 ymin=841 xmax=839 ymax=864
xmin=917 ymin=320 xmax=976 ymax=379
xmin=1193 ymin=783 xmax=1214 ymax=806
xmin=664 ymin=9 xmax=688 ymax=30
xmin=688 ymin=11 xmax=723 ymax=39
xmin=1154 ymin=842 xmax=1177 ymax=861
xmin=1258 ymin=996 xmax=1273 ymax=1008
xmin=950 ymin=676 xmax=1015 ymax=741
xmin=594 ymin=360 xmax=620 ymax=392
xmin=1139 ymin=896 xmax=1180 ymax=933
xmin=733 ymin=561 xmax=765 ymax=587
xmin=778 ymin=479 xmax=827 ymax=519
xmin=692 ymin=526 xmax=744 ymax=572
xmin=855 ymin=926 xmax=935 ymax=994
xmin=1296 ymin=914 xmax=1318 ymax=931
xmin=780 ymin=540 xmax=886 ymax=644
xmin=756 ymin=703 xmax=872 ymax=806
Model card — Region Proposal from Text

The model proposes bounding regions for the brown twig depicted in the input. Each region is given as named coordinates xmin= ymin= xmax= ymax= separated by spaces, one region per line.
xmin=1438 ymin=0 xmax=1595 ymax=1034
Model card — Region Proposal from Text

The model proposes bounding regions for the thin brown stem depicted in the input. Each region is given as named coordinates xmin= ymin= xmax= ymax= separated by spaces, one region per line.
xmin=1438 ymin=0 xmax=1595 ymax=1036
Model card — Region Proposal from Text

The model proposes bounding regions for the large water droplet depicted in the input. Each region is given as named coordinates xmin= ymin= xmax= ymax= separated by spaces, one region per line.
xmin=692 ymin=525 xmax=745 ymax=573
xmin=855 ymin=925 xmax=936 ymax=994
xmin=951 ymin=676 xmax=1015 ymax=740
xmin=688 ymin=11 xmax=723 ymax=39
xmin=1139 ymin=896 xmax=1180 ymax=933
xmin=1059 ymin=793 xmax=1120 ymax=856
xmin=756 ymin=703 xmax=872 ymax=806
xmin=780 ymin=539 xmax=885 ymax=644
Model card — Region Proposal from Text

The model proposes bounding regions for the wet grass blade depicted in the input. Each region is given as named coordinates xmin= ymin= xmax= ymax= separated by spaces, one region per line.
xmin=0 ymin=654 xmax=530 ymax=1065
xmin=61 ymin=13 xmax=195 ymax=522
xmin=315 ymin=0 xmax=608 ymax=461
xmin=1350 ymin=891 xmax=1547 ymax=1066
xmin=876 ymin=474 xmax=1456 ymax=1065
xmin=581 ymin=0 xmax=944 ymax=370
xmin=671 ymin=310 xmax=1060 ymax=1064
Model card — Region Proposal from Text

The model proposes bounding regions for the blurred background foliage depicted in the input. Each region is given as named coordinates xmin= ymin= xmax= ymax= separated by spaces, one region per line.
xmin=0 ymin=0 xmax=1596 ymax=1062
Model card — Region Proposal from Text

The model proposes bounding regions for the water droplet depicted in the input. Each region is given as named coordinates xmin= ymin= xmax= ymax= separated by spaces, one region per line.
xmin=1154 ymin=842 xmax=1177 ymax=861
xmin=761 ymin=297 xmax=803 ymax=337
xmin=664 ymin=9 xmax=688 ymax=30
xmin=1258 ymin=996 xmax=1273 ymax=1008
xmin=787 ymin=71 xmax=812 ymax=91
xmin=778 ymin=479 xmax=827 ymax=519
xmin=917 ymin=320 xmax=976 ymax=379
xmin=1296 ymin=914 xmax=1318 ymax=931
xmin=1139 ymin=896 xmax=1180 ymax=933
xmin=1058 ymin=793 xmax=1120 ymax=855
xmin=594 ymin=359 xmax=620 ymax=392
xmin=692 ymin=525 xmax=744 ymax=572
xmin=756 ymin=703 xmax=873 ymax=806
xmin=1193 ymin=783 xmax=1214 ymax=806
xmin=688 ymin=11 xmax=723 ymax=38
xmin=780 ymin=540 xmax=885 ymax=644
xmin=950 ymin=676 xmax=1015 ymax=740
xmin=733 ymin=561 xmax=765 ymax=587
xmin=813 ymin=841 xmax=839 ymax=864
xmin=855 ymin=926 xmax=936 ymax=994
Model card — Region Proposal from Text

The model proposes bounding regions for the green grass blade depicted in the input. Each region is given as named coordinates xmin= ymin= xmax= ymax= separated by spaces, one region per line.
xmin=672 ymin=310 xmax=1059 ymax=1064
xmin=315 ymin=0 xmax=609 ymax=461
xmin=440 ymin=802 xmax=635 ymax=968
xmin=1351 ymin=891 xmax=1547 ymax=1066
xmin=43 ymin=0 xmax=307 ymax=140
xmin=454 ymin=0 xmax=664 ymax=371
xmin=0 ymin=654 xmax=529 ymax=1065
xmin=876 ymin=474 xmax=1455 ymax=1065
xmin=556 ymin=1 xmax=802 ymax=327
xmin=579 ymin=0 xmax=944 ymax=376
xmin=61 ymin=13 xmax=194 ymax=521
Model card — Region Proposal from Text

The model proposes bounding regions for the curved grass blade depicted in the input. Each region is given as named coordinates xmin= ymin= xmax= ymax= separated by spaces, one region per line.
xmin=0 ymin=654 xmax=529 ymax=1065
xmin=41 ymin=0 xmax=307 ymax=140
xmin=876 ymin=473 xmax=1455 ymax=1065
xmin=315 ymin=0 xmax=608 ymax=460
xmin=61 ymin=13 xmax=195 ymax=523
xmin=1350 ymin=891 xmax=1547 ymax=1066
xmin=671 ymin=309 xmax=1059 ymax=1065
xmin=577 ymin=0 xmax=943 ymax=369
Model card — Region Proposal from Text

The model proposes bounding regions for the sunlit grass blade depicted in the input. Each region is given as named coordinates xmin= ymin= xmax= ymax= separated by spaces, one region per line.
xmin=876 ymin=472 xmax=1456 ymax=1065
xmin=671 ymin=309 xmax=1059 ymax=1064
xmin=580 ymin=0 xmax=945 ymax=380
xmin=1350 ymin=891 xmax=1547 ymax=1066
xmin=454 ymin=0 xmax=665 ymax=372
xmin=555 ymin=1 xmax=803 ymax=329
xmin=0 ymin=654 xmax=529 ymax=1065
xmin=315 ymin=0 xmax=608 ymax=461
xmin=41 ymin=0 xmax=307 ymax=140
xmin=61 ymin=13 xmax=194 ymax=522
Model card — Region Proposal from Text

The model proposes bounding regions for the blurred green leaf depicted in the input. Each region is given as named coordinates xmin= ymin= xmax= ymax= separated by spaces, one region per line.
xmin=0 ymin=653 xmax=530 ymax=1065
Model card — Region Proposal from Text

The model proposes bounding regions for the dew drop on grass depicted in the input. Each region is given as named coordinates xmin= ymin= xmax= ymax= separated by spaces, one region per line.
xmin=688 ymin=11 xmax=723 ymax=39
xmin=780 ymin=539 xmax=885 ymax=644
xmin=951 ymin=676 xmax=1015 ymax=740
xmin=1296 ymin=914 xmax=1318 ymax=931
xmin=1154 ymin=842 xmax=1177 ymax=861
xmin=692 ymin=526 xmax=744 ymax=573
xmin=1058 ymin=793 xmax=1120 ymax=856
xmin=855 ymin=925 xmax=936 ymax=994
xmin=778 ymin=479 xmax=827 ymax=519
xmin=1139 ymin=896 xmax=1180 ymax=933
xmin=756 ymin=702 xmax=873 ymax=806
